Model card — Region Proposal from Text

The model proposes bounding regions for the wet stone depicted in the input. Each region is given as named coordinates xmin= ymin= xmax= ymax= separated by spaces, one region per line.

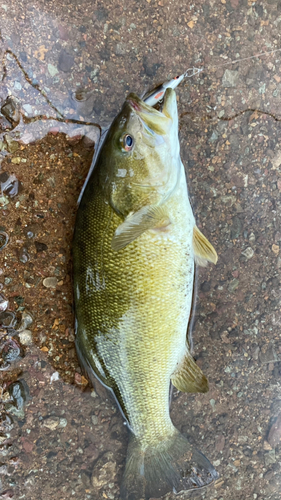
xmin=259 ymin=344 xmax=279 ymax=364
xmin=91 ymin=451 xmax=117 ymax=490
xmin=93 ymin=7 xmax=108 ymax=21
xmin=43 ymin=277 xmax=58 ymax=288
xmin=215 ymin=434 xmax=225 ymax=452
xmin=243 ymin=446 xmax=253 ymax=457
xmin=2 ymin=489 xmax=15 ymax=499
xmin=34 ymin=241 xmax=48 ymax=253
xmin=1 ymin=97 xmax=20 ymax=125
xmin=268 ymin=413 xmax=281 ymax=448
xmin=0 ymin=195 xmax=9 ymax=207
xmin=18 ymin=330 xmax=32 ymax=346
xmin=222 ymin=69 xmax=239 ymax=87
xmin=0 ymin=413 xmax=13 ymax=433
xmin=115 ymin=42 xmax=126 ymax=56
xmin=264 ymin=441 xmax=272 ymax=451
xmin=264 ymin=449 xmax=276 ymax=466
xmin=0 ymin=115 xmax=13 ymax=132
xmin=8 ymin=380 xmax=29 ymax=410
xmin=0 ymin=338 xmax=22 ymax=366
xmin=58 ymin=418 xmax=67 ymax=428
xmin=272 ymin=244 xmax=279 ymax=255
xmin=230 ymin=216 xmax=242 ymax=239
xmin=14 ymin=81 xmax=22 ymax=91
xmin=22 ymin=104 xmax=32 ymax=114
xmin=242 ymin=247 xmax=254 ymax=260
xmin=14 ymin=296 xmax=24 ymax=308
xmin=142 ymin=55 xmax=162 ymax=78
xmin=0 ymin=311 xmax=16 ymax=329
xmin=58 ymin=50 xmax=74 ymax=72
xmin=0 ymin=232 xmax=9 ymax=251
xmin=18 ymin=310 xmax=33 ymax=331
xmin=0 ymin=174 xmax=19 ymax=198
xmin=48 ymin=64 xmax=59 ymax=77
xmin=200 ymin=281 xmax=210 ymax=292
xmin=228 ymin=279 xmax=239 ymax=292
xmin=4 ymin=135 xmax=18 ymax=154
xmin=18 ymin=247 xmax=29 ymax=263
xmin=24 ymin=225 xmax=36 ymax=239
xmin=43 ymin=417 xmax=60 ymax=430
xmin=0 ymin=294 xmax=8 ymax=312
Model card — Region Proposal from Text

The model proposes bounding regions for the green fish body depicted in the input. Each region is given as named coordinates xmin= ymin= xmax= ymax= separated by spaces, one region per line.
xmin=73 ymin=89 xmax=218 ymax=499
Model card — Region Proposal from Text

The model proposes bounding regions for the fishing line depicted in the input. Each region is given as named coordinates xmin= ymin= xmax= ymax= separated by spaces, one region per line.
xmin=183 ymin=46 xmax=281 ymax=80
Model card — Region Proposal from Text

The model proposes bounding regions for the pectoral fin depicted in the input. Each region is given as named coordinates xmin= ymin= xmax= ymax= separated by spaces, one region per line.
xmin=171 ymin=348 xmax=209 ymax=393
xmin=112 ymin=205 xmax=170 ymax=251
xmin=193 ymin=225 xmax=218 ymax=267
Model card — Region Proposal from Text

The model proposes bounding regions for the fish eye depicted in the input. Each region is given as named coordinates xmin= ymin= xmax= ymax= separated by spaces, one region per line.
xmin=122 ymin=134 xmax=134 ymax=152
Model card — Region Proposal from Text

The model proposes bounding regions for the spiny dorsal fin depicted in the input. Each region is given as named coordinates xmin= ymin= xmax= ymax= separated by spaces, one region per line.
xmin=171 ymin=348 xmax=209 ymax=393
xmin=193 ymin=225 xmax=218 ymax=267
xmin=111 ymin=205 xmax=170 ymax=251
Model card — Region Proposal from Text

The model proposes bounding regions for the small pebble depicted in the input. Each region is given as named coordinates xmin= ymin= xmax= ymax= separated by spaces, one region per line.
xmin=115 ymin=42 xmax=126 ymax=56
xmin=228 ymin=279 xmax=239 ymax=292
xmin=35 ymin=241 xmax=48 ymax=253
xmin=58 ymin=51 xmax=74 ymax=72
xmin=91 ymin=452 xmax=117 ymax=489
xmin=59 ymin=418 xmax=67 ymax=428
xmin=19 ymin=330 xmax=33 ymax=346
xmin=18 ymin=310 xmax=33 ymax=331
xmin=43 ymin=416 xmax=60 ymax=430
xmin=263 ymin=441 xmax=272 ymax=451
xmin=242 ymin=247 xmax=254 ymax=259
xmin=1 ymin=97 xmax=20 ymax=123
xmin=91 ymin=415 xmax=99 ymax=425
xmin=48 ymin=63 xmax=59 ymax=77
xmin=43 ymin=277 xmax=58 ymax=288
xmin=222 ymin=69 xmax=239 ymax=87
xmin=50 ymin=371 xmax=60 ymax=383
xmin=268 ymin=413 xmax=281 ymax=448
xmin=22 ymin=104 xmax=32 ymax=114
xmin=0 ymin=195 xmax=9 ymax=207
xmin=264 ymin=449 xmax=276 ymax=466
xmin=5 ymin=135 xmax=18 ymax=153
xmin=0 ymin=294 xmax=8 ymax=312
xmin=8 ymin=380 xmax=29 ymax=410
xmin=272 ymin=244 xmax=279 ymax=255
xmin=14 ymin=81 xmax=22 ymax=91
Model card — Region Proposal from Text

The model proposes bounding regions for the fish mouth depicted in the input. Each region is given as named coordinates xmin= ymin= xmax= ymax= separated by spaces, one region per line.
xmin=126 ymin=93 xmax=171 ymax=136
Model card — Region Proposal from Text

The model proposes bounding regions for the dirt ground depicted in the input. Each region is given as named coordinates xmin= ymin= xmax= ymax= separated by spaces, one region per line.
xmin=0 ymin=0 xmax=281 ymax=499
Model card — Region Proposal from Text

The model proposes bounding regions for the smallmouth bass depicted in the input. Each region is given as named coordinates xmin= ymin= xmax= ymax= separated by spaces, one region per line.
xmin=73 ymin=88 xmax=218 ymax=499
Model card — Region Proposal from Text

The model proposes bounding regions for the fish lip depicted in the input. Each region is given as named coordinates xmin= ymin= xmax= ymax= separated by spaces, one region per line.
xmin=126 ymin=96 xmax=142 ymax=113
xmin=126 ymin=93 xmax=163 ymax=116
xmin=126 ymin=93 xmax=170 ymax=136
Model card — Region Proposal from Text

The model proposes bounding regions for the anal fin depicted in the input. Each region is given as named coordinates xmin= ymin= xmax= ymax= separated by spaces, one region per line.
xmin=193 ymin=225 xmax=217 ymax=267
xmin=171 ymin=348 xmax=209 ymax=393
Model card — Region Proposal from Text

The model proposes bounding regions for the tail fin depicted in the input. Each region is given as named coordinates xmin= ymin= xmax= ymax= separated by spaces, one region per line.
xmin=120 ymin=430 xmax=218 ymax=500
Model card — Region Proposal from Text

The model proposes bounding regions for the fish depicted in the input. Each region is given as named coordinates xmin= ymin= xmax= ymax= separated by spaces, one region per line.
xmin=72 ymin=87 xmax=218 ymax=500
